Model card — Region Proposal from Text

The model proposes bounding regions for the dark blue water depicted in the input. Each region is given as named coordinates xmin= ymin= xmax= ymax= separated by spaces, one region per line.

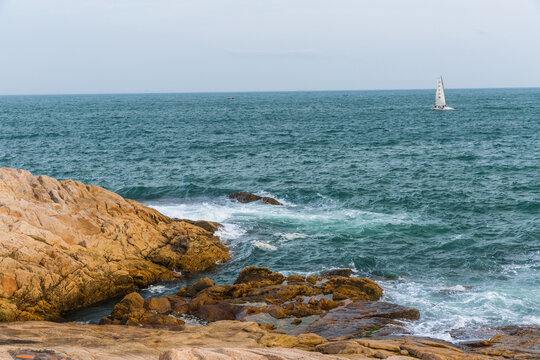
xmin=1 ymin=89 xmax=538 ymax=340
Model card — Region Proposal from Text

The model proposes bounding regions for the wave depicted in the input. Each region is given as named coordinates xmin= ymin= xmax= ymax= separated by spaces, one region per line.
xmin=382 ymin=279 xmax=540 ymax=342
xmin=147 ymin=197 xmax=414 ymax=228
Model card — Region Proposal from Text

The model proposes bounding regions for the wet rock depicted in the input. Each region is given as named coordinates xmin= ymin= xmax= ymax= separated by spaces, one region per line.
xmin=323 ymin=276 xmax=383 ymax=301
xmin=234 ymin=266 xmax=286 ymax=285
xmin=287 ymin=275 xmax=307 ymax=284
xmin=192 ymin=277 xmax=216 ymax=293
xmin=102 ymin=293 xmax=184 ymax=330
xmin=176 ymin=219 xmax=222 ymax=234
xmin=0 ymin=168 xmax=230 ymax=321
xmin=470 ymin=326 xmax=540 ymax=359
xmin=228 ymin=192 xmax=283 ymax=205
xmin=304 ymin=301 xmax=420 ymax=339
xmin=125 ymin=311 xmax=185 ymax=330
xmin=110 ymin=292 xmax=145 ymax=320
xmin=177 ymin=277 xmax=216 ymax=297
xmin=145 ymin=297 xmax=172 ymax=313
xmin=321 ymin=268 xmax=353 ymax=278
xmin=100 ymin=267 xmax=422 ymax=342
xmin=193 ymin=303 xmax=238 ymax=322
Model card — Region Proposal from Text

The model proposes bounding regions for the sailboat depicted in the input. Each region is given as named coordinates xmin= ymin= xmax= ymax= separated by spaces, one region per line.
xmin=432 ymin=76 xmax=454 ymax=110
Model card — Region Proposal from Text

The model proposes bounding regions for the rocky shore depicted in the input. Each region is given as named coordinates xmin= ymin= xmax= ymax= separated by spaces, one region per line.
xmin=0 ymin=168 xmax=229 ymax=321
xmin=1 ymin=169 xmax=538 ymax=359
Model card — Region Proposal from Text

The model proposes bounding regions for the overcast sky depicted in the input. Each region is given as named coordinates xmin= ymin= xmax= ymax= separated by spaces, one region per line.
xmin=1 ymin=0 xmax=539 ymax=95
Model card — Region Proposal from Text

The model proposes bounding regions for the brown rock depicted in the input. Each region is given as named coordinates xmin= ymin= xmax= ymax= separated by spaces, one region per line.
xmin=318 ymin=298 xmax=342 ymax=311
xmin=193 ymin=277 xmax=216 ymax=293
xmin=160 ymin=348 xmax=345 ymax=360
xmin=228 ymin=192 xmax=283 ymax=205
xmin=145 ymin=297 xmax=172 ymax=313
xmin=0 ymin=168 xmax=230 ymax=321
xmin=323 ymin=276 xmax=383 ymax=301
xmin=287 ymin=275 xmax=306 ymax=284
xmin=125 ymin=311 xmax=185 ymax=331
xmin=296 ymin=333 xmax=327 ymax=347
xmin=304 ymin=301 xmax=420 ymax=339
xmin=177 ymin=219 xmax=222 ymax=234
xmin=471 ymin=326 xmax=540 ymax=360
xmin=110 ymin=292 xmax=145 ymax=320
xmin=177 ymin=277 xmax=215 ymax=297
xmin=0 ymin=320 xmax=344 ymax=359
xmin=0 ymin=320 xmax=522 ymax=360
xmin=315 ymin=340 xmax=375 ymax=356
xmin=262 ymin=197 xmax=283 ymax=205
xmin=194 ymin=303 xmax=238 ymax=322
xmin=234 ymin=266 xmax=286 ymax=285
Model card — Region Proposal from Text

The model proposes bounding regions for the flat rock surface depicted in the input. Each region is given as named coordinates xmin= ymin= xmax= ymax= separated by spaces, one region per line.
xmin=303 ymin=301 xmax=420 ymax=339
xmin=160 ymin=348 xmax=346 ymax=360
xmin=0 ymin=168 xmax=230 ymax=321
xmin=0 ymin=321 xmax=325 ymax=360
xmin=0 ymin=321 xmax=537 ymax=360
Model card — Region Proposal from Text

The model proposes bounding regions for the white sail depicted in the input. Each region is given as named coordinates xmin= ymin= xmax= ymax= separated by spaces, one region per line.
xmin=435 ymin=76 xmax=446 ymax=107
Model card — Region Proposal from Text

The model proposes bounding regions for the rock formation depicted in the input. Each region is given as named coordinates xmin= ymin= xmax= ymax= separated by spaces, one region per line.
xmin=228 ymin=192 xmax=283 ymax=205
xmin=0 ymin=321 xmax=537 ymax=360
xmin=100 ymin=266 xmax=417 ymax=338
xmin=0 ymin=168 xmax=230 ymax=321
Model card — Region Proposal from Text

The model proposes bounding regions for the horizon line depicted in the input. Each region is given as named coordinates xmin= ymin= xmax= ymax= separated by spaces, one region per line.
xmin=0 ymin=86 xmax=539 ymax=97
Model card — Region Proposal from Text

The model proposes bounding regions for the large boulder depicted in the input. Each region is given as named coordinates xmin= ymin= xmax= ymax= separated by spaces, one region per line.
xmin=0 ymin=168 xmax=230 ymax=321
xmin=228 ymin=192 xmax=283 ymax=205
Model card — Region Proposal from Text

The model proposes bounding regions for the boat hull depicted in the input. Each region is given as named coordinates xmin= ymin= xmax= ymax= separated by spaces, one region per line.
xmin=432 ymin=106 xmax=455 ymax=111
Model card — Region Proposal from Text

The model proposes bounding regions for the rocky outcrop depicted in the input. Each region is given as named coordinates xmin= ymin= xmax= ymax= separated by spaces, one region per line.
xmin=304 ymin=301 xmax=420 ymax=339
xmin=228 ymin=192 xmax=283 ymax=205
xmin=159 ymin=348 xmax=344 ymax=360
xmin=0 ymin=320 xmax=327 ymax=360
xmin=466 ymin=326 xmax=540 ymax=359
xmin=0 ymin=321 xmax=537 ymax=360
xmin=0 ymin=168 xmax=230 ymax=321
xmin=100 ymin=266 xmax=413 ymax=338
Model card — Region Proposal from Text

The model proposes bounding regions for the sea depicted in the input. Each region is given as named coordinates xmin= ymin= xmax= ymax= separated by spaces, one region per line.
xmin=1 ymin=89 xmax=539 ymax=342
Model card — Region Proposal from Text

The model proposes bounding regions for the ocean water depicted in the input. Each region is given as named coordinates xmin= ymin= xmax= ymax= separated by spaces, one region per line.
xmin=1 ymin=89 xmax=539 ymax=341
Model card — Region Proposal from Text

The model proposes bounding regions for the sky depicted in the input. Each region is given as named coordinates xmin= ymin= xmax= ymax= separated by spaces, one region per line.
xmin=0 ymin=0 xmax=539 ymax=95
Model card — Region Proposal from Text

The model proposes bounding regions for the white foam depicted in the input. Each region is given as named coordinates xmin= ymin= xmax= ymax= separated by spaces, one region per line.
xmin=381 ymin=278 xmax=540 ymax=341
xmin=146 ymin=198 xmax=413 ymax=229
xmin=276 ymin=232 xmax=308 ymax=241
xmin=215 ymin=223 xmax=246 ymax=241
xmin=252 ymin=240 xmax=278 ymax=251
xmin=145 ymin=284 xmax=168 ymax=294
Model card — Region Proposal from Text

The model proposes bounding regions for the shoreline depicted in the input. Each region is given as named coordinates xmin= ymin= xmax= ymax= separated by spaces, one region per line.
xmin=1 ymin=168 xmax=538 ymax=359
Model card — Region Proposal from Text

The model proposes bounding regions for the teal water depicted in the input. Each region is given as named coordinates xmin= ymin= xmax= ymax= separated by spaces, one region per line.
xmin=1 ymin=89 xmax=539 ymax=341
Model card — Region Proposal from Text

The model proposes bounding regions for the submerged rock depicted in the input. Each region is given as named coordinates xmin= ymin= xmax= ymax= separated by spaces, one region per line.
xmin=228 ymin=192 xmax=283 ymax=205
xmin=0 ymin=168 xmax=230 ymax=321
